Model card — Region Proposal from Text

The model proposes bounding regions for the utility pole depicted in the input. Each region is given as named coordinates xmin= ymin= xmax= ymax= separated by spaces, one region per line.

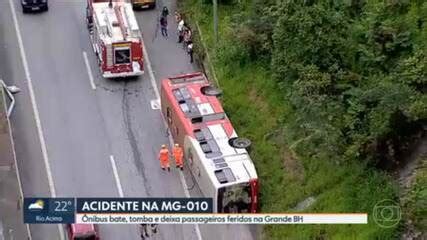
xmin=213 ymin=0 xmax=218 ymax=42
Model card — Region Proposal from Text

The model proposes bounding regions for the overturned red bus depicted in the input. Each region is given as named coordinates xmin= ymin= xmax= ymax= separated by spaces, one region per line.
xmin=161 ymin=72 xmax=259 ymax=213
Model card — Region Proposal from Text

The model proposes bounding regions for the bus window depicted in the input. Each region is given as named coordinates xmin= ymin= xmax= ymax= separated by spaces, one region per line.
xmin=188 ymin=149 xmax=194 ymax=166
xmin=114 ymin=47 xmax=131 ymax=64
xmin=75 ymin=236 xmax=96 ymax=240
xmin=191 ymin=117 xmax=203 ymax=123
xmin=203 ymin=113 xmax=225 ymax=122
xmin=217 ymin=183 xmax=251 ymax=213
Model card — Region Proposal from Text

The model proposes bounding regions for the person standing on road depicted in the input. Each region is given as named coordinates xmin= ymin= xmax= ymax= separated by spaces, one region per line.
xmin=187 ymin=40 xmax=194 ymax=63
xmin=160 ymin=16 xmax=168 ymax=37
xmin=140 ymin=223 xmax=159 ymax=239
xmin=150 ymin=224 xmax=158 ymax=234
xmin=177 ymin=19 xmax=185 ymax=43
xmin=183 ymin=26 xmax=192 ymax=49
xmin=173 ymin=143 xmax=184 ymax=171
xmin=158 ymin=144 xmax=170 ymax=172
xmin=140 ymin=224 xmax=149 ymax=239
xmin=162 ymin=6 xmax=169 ymax=18
xmin=174 ymin=11 xmax=181 ymax=23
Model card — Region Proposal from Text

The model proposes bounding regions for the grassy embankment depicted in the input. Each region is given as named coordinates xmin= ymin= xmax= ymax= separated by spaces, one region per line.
xmin=180 ymin=1 xmax=400 ymax=239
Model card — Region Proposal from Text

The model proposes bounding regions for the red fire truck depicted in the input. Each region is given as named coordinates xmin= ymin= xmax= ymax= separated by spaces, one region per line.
xmin=86 ymin=0 xmax=144 ymax=78
xmin=161 ymin=73 xmax=259 ymax=213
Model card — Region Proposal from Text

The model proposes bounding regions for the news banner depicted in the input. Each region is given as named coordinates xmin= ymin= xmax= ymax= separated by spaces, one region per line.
xmin=23 ymin=198 xmax=367 ymax=225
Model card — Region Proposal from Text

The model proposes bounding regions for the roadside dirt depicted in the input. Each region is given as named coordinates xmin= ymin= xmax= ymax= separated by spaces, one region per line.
xmin=0 ymin=87 xmax=29 ymax=240
xmin=398 ymin=134 xmax=427 ymax=196
xmin=397 ymin=132 xmax=427 ymax=240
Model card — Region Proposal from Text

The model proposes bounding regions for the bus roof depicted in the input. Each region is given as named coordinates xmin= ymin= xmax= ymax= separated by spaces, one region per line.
xmin=162 ymin=73 xmax=258 ymax=186
xmin=190 ymin=124 xmax=258 ymax=186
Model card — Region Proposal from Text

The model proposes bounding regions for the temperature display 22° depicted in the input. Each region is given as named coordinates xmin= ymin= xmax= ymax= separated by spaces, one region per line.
xmin=24 ymin=198 xmax=76 ymax=224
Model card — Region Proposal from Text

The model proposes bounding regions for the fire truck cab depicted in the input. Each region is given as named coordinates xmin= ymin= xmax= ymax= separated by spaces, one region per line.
xmin=86 ymin=0 xmax=144 ymax=78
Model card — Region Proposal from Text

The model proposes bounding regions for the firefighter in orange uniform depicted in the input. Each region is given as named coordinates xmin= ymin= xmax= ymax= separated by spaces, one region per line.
xmin=173 ymin=143 xmax=184 ymax=171
xmin=158 ymin=144 xmax=170 ymax=172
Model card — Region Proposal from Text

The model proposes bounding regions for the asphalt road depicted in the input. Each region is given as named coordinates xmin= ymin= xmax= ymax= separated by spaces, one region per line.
xmin=0 ymin=0 xmax=255 ymax=239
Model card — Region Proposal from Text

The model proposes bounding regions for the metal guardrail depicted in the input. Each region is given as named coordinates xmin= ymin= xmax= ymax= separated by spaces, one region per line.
xmin=194 ymin=23 xmax=220 ymax=88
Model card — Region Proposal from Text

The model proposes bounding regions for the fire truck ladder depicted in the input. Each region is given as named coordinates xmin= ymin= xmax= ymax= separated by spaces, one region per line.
xmin=114 ymin=5 xmax=128 ymax=41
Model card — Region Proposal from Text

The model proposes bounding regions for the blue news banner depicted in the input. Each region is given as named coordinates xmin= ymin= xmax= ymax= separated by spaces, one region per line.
xmin=24 ymin=198 xmax=213 ymax=224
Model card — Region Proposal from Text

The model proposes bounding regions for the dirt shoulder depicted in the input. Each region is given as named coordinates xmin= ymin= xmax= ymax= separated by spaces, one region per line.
xmin=399 ymin=135 xmax=427 ymax=240
xmin=0 ymin=88 xmax=30 ymax=240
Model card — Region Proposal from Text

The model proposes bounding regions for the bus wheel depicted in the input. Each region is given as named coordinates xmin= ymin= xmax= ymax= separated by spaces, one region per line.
xmin=229 ymin=137 xmax=251 ymax=149
xmin=201 ymin=85 xmax=222 ymax=97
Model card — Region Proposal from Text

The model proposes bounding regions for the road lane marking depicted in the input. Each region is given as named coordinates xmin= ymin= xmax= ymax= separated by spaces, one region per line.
xmin=83 ymin=51 xmax=96 ymax=90
xmin=110 ymin=155 xmax=124 ymax=197
xmin=8 ymin=0 xmax=64 ymax=239
xmin=141 ymin=36 xmax=203 ymax=240
xmin=150 ymin=99 xmax=160 ymax=110
xmin=165 ymin=126 xmax=203 ymax=240
xmin=141 ymin=41 xmax=160 ymax=100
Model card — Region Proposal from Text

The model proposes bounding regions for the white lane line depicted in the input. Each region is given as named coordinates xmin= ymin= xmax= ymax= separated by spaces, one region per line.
xmin=166 ymin=126 xmax=202 ymax=240
xmin=141 ymin=41 xmax=160 ymax=100
xmin=110 ymin=155 xmax=124 ymax=197
xmin=82 ymin=51 xmax=96 ymax=90
xmin=7 ymin=0 xmax=56 ymax=198
xmin=167 ymin=136 xmax=191 ymax=197
xmin=150 ymin=99 xmax=160 ymax=110
xmin=141 ymin=39 xmax=203 ymax=240
xmin=7 ymin=0 xmax=64 ymax=239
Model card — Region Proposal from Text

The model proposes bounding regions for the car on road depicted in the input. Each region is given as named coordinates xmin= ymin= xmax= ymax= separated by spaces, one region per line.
xmin=67 ymin=224 xmax=100 ymax=240
xmin=21 ymin=0 xmax=48 ymax=13
xmin=131 ymin=0 xmax=156 ymax=10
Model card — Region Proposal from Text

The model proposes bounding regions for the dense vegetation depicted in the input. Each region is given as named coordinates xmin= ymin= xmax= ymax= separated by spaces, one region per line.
xmin=182 ymin=0 xmax=426 ymax=239
xmin=272 ymin=1 xmax=426 ymax=169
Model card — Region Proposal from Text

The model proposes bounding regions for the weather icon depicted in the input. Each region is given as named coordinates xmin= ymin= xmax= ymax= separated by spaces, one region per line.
xmin=28 ymin=199 xmax=44 ymax=210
